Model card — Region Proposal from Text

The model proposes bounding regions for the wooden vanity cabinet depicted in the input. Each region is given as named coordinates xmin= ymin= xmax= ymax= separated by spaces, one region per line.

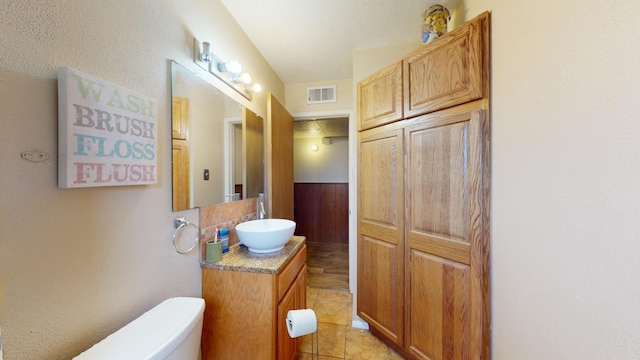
xmin=357 ymin=12 xmax=490 ymax=360
xmin=201 ymin=244 xmax=307 ymax=360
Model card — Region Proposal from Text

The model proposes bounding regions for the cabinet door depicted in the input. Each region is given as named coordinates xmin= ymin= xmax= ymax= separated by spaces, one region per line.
xmin=404 ymin=107 xmax=489 ymax=360
xmin=277 ymin=266 xmax=307 ymax=360
xmin=357 ymin=124 xmax=405 ymax=346
xmin=357 ymin=61 xmax=403 ymax=131
xmin=404 ymin=13 xmax=488 ymax=118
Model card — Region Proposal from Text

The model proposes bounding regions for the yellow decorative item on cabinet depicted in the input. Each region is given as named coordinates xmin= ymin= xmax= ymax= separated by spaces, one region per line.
xmin=421 ymin=4 xmax=450 ymax=43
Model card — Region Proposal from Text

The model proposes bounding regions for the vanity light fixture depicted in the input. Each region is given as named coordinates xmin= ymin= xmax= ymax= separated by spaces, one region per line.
xmin=232 ymin=73 xmax=252 ymax=84
xmin=199 ymin=42 xmax=212 ymax=63
xmin=194 ymin=37 xmax=258 ymax=100
xmin=217 ymin=59 xmax=242 ymax=75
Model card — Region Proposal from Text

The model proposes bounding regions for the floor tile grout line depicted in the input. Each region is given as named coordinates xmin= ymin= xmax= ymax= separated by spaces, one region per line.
xmin=342 ymin=322 xmax=348 ymax=360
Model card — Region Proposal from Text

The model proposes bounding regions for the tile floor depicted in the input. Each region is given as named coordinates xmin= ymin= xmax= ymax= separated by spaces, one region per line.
xmin=305 ymin=242 xmax=350 ymax=291
xmin=296 ymin=287 xmax=404 ymax=359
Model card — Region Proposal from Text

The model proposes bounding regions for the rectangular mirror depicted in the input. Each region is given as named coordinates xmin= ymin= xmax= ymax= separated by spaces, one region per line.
xmin=171 ymin=60 xmax=264 ymax=211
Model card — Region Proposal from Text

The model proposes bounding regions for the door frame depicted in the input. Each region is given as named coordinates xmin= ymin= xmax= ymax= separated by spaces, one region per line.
xmin=292 ymin=109 xmax=367 ymax=329
xmin=224 ymin=116 xmax=242 ymax=202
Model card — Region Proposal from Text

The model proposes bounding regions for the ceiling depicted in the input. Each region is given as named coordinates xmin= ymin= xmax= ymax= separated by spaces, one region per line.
xmin=293 ymin=117 xmax=349 ymax=139
xmin=220 ymin=0 xmax=461 ymax=84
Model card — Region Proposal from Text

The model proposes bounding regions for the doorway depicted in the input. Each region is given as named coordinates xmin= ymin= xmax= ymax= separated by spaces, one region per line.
xmin=293 ymin=116 xmax=350 ymax=291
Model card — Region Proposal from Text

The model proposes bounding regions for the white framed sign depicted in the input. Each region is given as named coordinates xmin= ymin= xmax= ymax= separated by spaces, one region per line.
xmin=58 ymin=67 xmax=158 ymax=188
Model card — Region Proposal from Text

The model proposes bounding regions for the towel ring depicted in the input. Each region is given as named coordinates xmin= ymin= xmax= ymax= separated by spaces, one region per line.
xmin=173 ymin=217 xmax=199 ymax=254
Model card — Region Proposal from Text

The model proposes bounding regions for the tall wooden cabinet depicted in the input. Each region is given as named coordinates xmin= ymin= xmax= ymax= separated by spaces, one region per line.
xmin=357 ymin=12 xmax=490 ymax=360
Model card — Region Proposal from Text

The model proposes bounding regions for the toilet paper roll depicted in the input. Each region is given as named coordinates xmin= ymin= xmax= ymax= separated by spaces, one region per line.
xmin=286 ymin=309 xmax=317 ymax=338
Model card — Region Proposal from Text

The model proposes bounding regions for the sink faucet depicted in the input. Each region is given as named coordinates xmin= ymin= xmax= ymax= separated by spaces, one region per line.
xmin=258 ymin=193 xmax=267 ymax=219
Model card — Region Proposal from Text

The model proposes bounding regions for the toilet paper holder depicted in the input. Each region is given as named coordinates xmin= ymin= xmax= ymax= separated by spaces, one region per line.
xmin=286 ymin=309 xmax=318 ymax=359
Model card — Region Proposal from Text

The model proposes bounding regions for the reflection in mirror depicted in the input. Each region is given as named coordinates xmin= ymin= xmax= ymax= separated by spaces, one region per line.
xmin=243 ymin=108 xmax=264 ymax=199
xmin=171 ymin=61 xmax=264 ymax=211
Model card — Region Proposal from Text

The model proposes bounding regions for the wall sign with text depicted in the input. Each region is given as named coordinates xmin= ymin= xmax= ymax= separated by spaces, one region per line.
xmin=58 ymin=67 xmax=158 ymax=188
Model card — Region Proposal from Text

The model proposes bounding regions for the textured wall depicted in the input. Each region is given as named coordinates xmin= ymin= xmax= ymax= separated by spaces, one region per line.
xmin=461 ymin=1 xmax=640 ymax=359
xmin=348 ymin=3 xmax=640 ymax=357
xmin=0 ymin=1 xmax=282 ymax=358
xmin=285 ymin=78 xmax=354 ymax=116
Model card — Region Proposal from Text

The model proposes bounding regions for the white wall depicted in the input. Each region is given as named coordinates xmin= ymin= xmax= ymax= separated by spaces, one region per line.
xmin=461 ymin=1 xmax=640 ymax=359
xmin=0 ymin=1 xmax=283 ymax=358
xmin=294 ymin=137 xmax=349 ymax=183
xmin=286 ymin=79 xmax=354 ymax=115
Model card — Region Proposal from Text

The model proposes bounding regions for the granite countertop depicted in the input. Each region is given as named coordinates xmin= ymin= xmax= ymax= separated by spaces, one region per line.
xmin=200 ymin=236 xmax=305 ymax=274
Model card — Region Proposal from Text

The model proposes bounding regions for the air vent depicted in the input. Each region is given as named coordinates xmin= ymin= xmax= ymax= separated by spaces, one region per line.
xmin=307 ymin=86 xmax=336 ymax=104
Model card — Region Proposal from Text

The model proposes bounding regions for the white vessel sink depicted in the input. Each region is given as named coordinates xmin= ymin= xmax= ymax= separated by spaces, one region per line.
xmin=235 ymin=219 xmax=296 ymax=253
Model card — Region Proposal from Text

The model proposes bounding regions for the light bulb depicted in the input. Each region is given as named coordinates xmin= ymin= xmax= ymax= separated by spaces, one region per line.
xmin=217 ymin=60 xmax=242 ymax=74
xmin=226 ymin=60 xmax=242 ymax=74
xmin=249 ymin=83 xmax=262 ymax=93
xmin=233 ymin=73 xmax=251 ymax=85
xmin=311 ymin=144 xmax=319 ymax=152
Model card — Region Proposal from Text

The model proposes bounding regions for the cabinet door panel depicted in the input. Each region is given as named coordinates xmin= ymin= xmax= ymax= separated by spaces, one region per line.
xmin=358 ymin=127 xmax=404 ymax=229
xmin=357 ymin=61 xmax=403 ymax=131
xmin=358 ymin=235 xmax=402 ymax=342
xmin=404 ymin=14 xmax=487 ymax=118
xmin=409 ymin=121 xmax=469 ymax=240
xmin=409 ymin=250 xmax=470 ymax=360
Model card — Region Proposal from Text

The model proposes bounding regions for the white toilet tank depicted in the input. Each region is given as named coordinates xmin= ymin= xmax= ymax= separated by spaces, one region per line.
xmin=73 ymin=297 xmax=205 ymax=360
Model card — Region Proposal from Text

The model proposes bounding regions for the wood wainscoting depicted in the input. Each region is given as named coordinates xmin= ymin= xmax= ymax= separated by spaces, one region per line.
xmin=294 ymin=183 xmax=348 ymax=244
